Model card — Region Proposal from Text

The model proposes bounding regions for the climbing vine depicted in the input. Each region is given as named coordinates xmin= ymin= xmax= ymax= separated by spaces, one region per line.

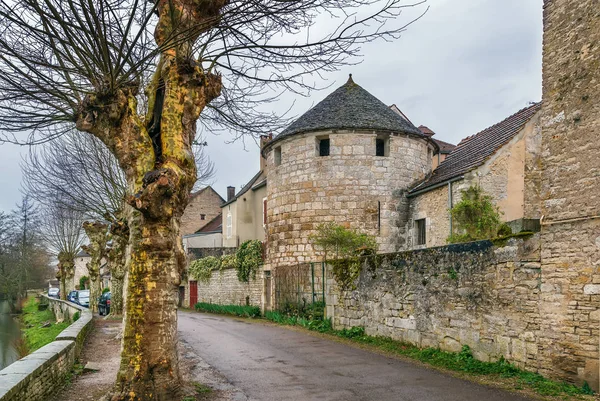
xmin=309 ymin=223 xmax=378 ymax=290
xmin=236 ymin=240 xmax=263 ymax=282
xmin=188 ymin=256 xmax=221 ymax=283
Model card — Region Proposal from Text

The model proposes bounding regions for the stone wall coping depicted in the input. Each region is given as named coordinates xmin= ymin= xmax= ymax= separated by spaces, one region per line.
xmin=41 ymin=295 xmax=92 ymax=341
xmin=0 ymin=296 xmax=93 ymax=401
xmin=0 ymin=341 xmax=75 ymax=400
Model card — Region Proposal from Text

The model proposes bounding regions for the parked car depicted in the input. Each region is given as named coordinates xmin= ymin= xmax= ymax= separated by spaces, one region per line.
xmin=67 ymin=290 xmax=78 ymax=303
xmin=75 ymin=290 xmax=90 ymax=308
xmin=48 ymin=287 xmax=59 ymax=298
xmin=98 ymin=292 xmax=111 ymax=316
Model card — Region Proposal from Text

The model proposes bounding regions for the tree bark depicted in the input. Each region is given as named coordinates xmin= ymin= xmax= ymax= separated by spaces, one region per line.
xmin=57 ymin=251 xmax=76 ymax=297
xmin=107 ymin=217 xmax=128 ymax=316
xmin=74 ymin=2 xmax=225 ymax=399
xmin=82 ymin=221 xmax=109 ymax=314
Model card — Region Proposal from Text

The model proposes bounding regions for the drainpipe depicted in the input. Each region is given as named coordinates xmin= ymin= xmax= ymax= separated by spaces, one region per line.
xmin=448 ymin=181 xmax=453 ymax=235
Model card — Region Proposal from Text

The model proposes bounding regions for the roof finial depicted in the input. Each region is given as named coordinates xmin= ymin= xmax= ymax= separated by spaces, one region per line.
xmin=347 ymin=73 xmax=354 ymax=84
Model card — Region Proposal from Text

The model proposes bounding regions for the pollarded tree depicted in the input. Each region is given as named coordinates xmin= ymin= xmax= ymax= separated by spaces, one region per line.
xmin=0 ymin=1 xmax=427 ymax=398
xmin=39 ymin=200 xmax=85 ymax=299
xmin=81 ymin=221 xmax=109 ymax=314
xmin=22 ymin=129 xmax=214 ymax=316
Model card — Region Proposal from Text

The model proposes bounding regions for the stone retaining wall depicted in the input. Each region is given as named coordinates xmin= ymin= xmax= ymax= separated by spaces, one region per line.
xmin=195 ymin=267 xmax=264 ymax=308
xmin=327 ymin=235 xmax=543 ymax=371
xmin=0 ymin=296 xmax=93 ymax=401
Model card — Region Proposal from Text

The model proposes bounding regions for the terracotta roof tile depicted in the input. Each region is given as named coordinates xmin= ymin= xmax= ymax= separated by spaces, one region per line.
xmin=410 ymin=103 xmax=541 ymax=193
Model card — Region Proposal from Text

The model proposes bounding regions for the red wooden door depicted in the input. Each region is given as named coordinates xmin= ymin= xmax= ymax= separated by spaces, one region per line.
xmin=189 ymin=281 xmax=198 ymax=307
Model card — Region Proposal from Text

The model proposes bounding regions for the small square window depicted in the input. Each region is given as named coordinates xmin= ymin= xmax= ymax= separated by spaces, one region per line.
xmin=415 ymin=218 xmax=426 ymax=246
xmin=376 ymin=136 xmax=389 ymax=157
xmin=200 ymin=214 xmax=206 ymax=220
xmin=274 ymin=146 xmax=282 ymax=166
xmin=318 ymin=137 xmax=330 ymax=156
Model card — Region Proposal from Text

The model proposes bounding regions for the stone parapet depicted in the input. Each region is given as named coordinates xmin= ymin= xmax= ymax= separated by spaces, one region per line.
xmin=328 ymin=235 xmax=544 ymax=374
xmin=0 ymin=296 xmax=93 ymax=401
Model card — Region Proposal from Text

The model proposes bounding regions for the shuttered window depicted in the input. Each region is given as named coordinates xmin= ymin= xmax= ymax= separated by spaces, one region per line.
xmin=415 ymin=219 xmax=426 ymax=246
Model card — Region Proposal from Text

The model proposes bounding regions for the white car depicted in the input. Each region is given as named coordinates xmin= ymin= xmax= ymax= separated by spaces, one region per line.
xmin=48 ymin=288 xmax=60 ymax=298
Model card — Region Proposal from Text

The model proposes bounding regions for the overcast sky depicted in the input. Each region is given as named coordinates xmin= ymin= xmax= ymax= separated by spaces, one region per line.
xmin=0 ymin=0 xmax=543 ymax=211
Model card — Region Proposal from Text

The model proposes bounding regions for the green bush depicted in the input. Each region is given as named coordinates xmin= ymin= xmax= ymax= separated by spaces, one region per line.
xmin=79 ymin=276 xmax=89 ymax=290
xmin=194 ymin=302 xmax=260 ymax=318
xmin=447 ymin=185 xmax=502 ymax=243
xmin=497 ymin=223 xmax=512 ymax=237
xmin=102 ymin=287 xmax=110 ymax=294
xmin=72 ymin=311 xmax=80 ymax=321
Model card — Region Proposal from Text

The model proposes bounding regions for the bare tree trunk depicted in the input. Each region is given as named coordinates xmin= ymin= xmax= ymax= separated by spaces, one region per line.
xmin=116 ymin=212 xmax=185 ymax=398
xmin=107 ymin=217 xmax=128 ymax=316
xmin=82 ymin=222 xmax=108 ymax=314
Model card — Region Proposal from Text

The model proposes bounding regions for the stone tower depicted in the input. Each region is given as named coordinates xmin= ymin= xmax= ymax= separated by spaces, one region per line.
xmin=262 ymin=76 xmax=438 ymax=267
xmin=536 ymin=0 xmax=600 ymax=389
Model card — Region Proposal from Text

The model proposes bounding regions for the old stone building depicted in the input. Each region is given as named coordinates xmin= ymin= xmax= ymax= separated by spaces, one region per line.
xmin=180 ymin=186 xmax=224 ymax=236
xmin=262 ymin=75 xmax=439 ymax=267
xmin=406 ymin=103 xmax=542 ymax=248
xmin=533 ymin=0 xmax=600 ymax=388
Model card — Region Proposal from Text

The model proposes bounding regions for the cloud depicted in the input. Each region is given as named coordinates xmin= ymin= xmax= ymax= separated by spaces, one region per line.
xmin=1 ymin=0 xmax=544 ymax=209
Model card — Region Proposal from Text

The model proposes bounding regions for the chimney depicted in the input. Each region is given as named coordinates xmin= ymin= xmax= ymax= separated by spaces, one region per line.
xmin=227 ymin=186 xmax=235 ymax=202
xmin=259 ymin=134 xmax=273 ymax=172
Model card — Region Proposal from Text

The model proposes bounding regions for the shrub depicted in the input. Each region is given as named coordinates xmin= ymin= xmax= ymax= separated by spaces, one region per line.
xmin=194 ymin=302 xmax=260 ymax=318
xmin=447 ymin=185 xmax=502 ymax=243
xmin=79 ymin=276 xmax=89 ymax=290
xmin=102 ymin=287 xmax=110 ymax=294
xmin=72 ymin=311 xmax=80 ymax=322
xmin=497 ymin=223 xmax=512 ymax=237
xmin=309 ymin=223 xmax=378 ymax=289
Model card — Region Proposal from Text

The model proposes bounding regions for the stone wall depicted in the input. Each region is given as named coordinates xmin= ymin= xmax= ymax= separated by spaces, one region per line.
xmin=328 ymin=236 xmax=543 ymax=371
xmin=180 ymin=187 xmax=224 ymax=236
xmin=194 ymin=268 xmax=264 ymax=308
xmin=0 ymin=296 xmax=92 ymax=401
xmin=265 ymin=129 xmax=434 ymax=267
xmin=534 ymin=0 xmax=600 ymax=389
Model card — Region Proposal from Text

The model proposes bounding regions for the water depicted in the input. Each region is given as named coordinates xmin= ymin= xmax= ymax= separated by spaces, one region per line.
xmin=0 ymin=300 xmax=22 ymax=370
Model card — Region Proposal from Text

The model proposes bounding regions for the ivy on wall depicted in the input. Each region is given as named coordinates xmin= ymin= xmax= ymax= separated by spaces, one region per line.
xmin=188 ymin=256 xmax=221 ymax=283
xmin=236 ymin=240 xmax=263 ymax=282
xmin=309 ymin=223 xmax=378 ymax=290
xmin=188 ymin=240 xmax=263 ymax=284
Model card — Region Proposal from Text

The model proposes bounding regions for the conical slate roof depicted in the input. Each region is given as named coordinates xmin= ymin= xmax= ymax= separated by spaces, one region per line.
xmin=277 ymin=75 xmax=424 ymax=139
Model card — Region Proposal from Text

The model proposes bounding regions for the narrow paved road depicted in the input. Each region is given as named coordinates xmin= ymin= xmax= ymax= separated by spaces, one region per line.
xmin=178 ymin=311 xmax=531 ymax=401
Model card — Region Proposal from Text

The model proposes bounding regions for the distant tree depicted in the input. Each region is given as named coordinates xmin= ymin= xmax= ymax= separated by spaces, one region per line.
xmin=0 ymin=197 xmax=51 ymax=303
xmin=447 ymin=185 xmax=502 ymax=243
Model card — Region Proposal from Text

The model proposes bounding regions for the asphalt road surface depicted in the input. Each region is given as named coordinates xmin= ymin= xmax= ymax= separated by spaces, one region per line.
xmin=178 ymin=311 xmax=532 ymax=401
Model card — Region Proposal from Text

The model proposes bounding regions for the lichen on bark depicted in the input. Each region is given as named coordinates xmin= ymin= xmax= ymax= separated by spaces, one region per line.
xmin=74 ymin=2 xmax=225 ymax=399
xmin=81 ymin=221 xmax=109 ymax=314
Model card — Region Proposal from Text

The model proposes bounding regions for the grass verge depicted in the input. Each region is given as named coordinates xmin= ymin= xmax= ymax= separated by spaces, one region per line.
xmin=21 ymin=296 xmax=70 ymax=353
xmin=194 ymin=302 xmax=260 ymax=318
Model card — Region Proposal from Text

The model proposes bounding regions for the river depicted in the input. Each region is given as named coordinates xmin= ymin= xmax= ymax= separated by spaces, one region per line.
xmin=0 ymin=300 xmax=22 ymax=370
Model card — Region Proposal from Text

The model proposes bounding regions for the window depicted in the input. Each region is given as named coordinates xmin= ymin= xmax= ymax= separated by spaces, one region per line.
xmin=274 ymin=146 xmax=282 ymax=166
xmin=317 ymin=137 xmax=330 ymax=156
xmin=263 ymin=198 xmax=268 ymax=226
xmin=415 ymin=218 xmax=426 ymax=246
xmin=200 ymin=214 xmax=206 ymax=220
xmin=226 ymin=212 xmax=233 ymax=239
xmin=376 ymin=135 xmax=389 ymax=156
